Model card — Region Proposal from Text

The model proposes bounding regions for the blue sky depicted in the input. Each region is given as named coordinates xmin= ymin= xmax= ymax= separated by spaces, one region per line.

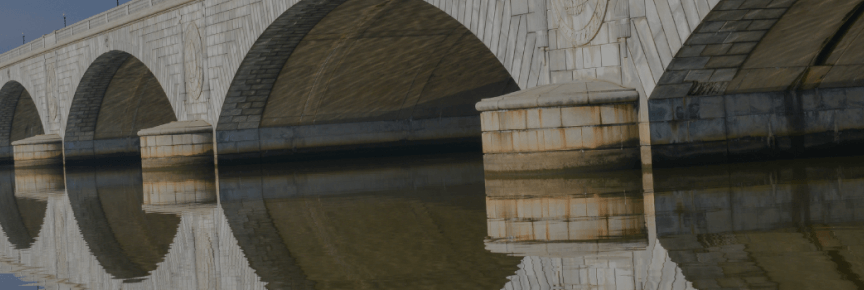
xmin=0 ymin=273 xmax=42 ymax=289
xmin=0 ymin=0 xmax=133 ymax=54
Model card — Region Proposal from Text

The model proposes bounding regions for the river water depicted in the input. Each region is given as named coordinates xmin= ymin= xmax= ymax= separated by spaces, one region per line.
xmin=2 ymin=153 xmax=864 ymax=289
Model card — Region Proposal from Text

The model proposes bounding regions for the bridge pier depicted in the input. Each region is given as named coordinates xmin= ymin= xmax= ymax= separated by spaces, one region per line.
xmin=477 ymin=80 xmax=642 ymax=173
xmin=138 ymin=121 xmax=214 ymax=168
xmin=11 ymin=135 xmax=62 ymax=167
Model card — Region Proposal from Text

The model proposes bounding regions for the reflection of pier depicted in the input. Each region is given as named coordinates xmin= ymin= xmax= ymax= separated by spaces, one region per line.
xmin=653 ymin=157 xmax=864 ymax=290
xmin=141 ymin=166 xmax=217 ymax=209
xmin=485 ymin=171 xmax=696 ymax=290
xmin=0 ymin=166 xmax=266 ymax=289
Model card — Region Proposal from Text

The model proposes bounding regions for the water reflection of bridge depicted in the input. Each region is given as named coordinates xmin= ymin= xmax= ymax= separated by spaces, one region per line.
xmin=5 ymin=155 xmax=864 ymax=289
xmin=0 ymin=165 xmax=265 ymax=290
xmin=653 ymin=157 xmax=864 ymax=290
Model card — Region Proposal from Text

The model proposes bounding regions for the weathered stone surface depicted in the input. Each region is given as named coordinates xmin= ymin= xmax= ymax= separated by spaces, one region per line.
xmin=478 ymin=81 xmax=641 ymax=172
xmin=12 ymin=134 xmax=62 ymax=167
xmin=650 ymin=86 xmax=864 ymax=167
xmin=0 ymin=0 xmax=862 ymax=169
xmin=139 ymin=121 xmax=214 ymax=168
xmin=0 ymin=0 xmax=719 ymax=163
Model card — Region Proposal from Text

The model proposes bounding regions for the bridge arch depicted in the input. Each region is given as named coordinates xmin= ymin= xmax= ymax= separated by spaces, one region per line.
xmin=215 ymin=0 xmax=528 ymax=160
xmin=647 ymin=0 xmax=864 ymax=166
xmin=63 ymin=51 xmax=178 ymax=163
xmin=0 ymin=81 xmax=46 ymax=163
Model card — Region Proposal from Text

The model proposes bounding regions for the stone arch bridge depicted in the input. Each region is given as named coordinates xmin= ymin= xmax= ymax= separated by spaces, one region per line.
xmin=0 ymin=0 xmax=862 ymax=169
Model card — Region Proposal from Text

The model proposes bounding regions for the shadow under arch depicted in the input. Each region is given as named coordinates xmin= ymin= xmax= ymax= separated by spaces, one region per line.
xmin=648 ymin=0 xmax=864 ymax=167
xmin=218 ymin=154 xmax=522 ymax=289
xmin=216 ymin=0 xmax=518 ymax=163
xmin=0 ymin=81 xmax=46 ymax=164
xmin=0 ymin=167 xmax=48 ymax=250
xmin=65 ymin=165 xmax=180 ymax=280
xmin=64 ymin=51 xmax=177 ymax=164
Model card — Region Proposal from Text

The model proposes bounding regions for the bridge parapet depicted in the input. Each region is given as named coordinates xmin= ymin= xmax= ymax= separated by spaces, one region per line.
xmin=0 ymin=0 xmax=192 ymax=69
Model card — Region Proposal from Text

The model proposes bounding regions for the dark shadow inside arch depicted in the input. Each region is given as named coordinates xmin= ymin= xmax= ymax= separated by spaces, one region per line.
xmin=0 ymin=167 xmax=47 ymax=250
xmin=64 ymin=51 xmax=177 ymax=165
xmin=0 ymin=81 xmax=45 ymax=164
xmin=65 ymin=165 xmax=180 ymax=280
xmin=217 ymin=0 xmax=518 ymax=163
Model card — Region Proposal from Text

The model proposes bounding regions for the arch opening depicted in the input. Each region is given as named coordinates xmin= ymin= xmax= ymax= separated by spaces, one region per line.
xmin=65 ymin=51 xmax=177 ymax=164
xmin=217 ymin=0 xmax=518 ymax=162
xmin=0 ymin=81 xmax=45 ymax=164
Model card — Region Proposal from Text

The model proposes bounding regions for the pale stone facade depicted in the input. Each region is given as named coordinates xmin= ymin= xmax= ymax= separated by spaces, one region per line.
xmin=0 ymin=0 xmax=723 ymax=166
xmin=0 ymin=0 xmax=862 ymax=167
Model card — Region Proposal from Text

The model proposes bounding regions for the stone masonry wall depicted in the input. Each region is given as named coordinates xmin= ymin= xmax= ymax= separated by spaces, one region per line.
xmin=9 ymin=0 xmax=864 ymax=167
xmin=13 ymin=142 xmax=63 ymax=167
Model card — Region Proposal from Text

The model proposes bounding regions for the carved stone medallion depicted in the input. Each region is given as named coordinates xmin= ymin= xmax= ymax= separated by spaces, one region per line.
xmin=46 ymin=63 xmax=58 ymax=121
xmin=552 ymin=0 xmax=609 ymax=47
xmin=184 ymin=23 xmax=204 ymax=102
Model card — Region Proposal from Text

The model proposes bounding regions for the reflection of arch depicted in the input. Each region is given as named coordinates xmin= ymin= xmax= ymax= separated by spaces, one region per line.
xmin=218 ymin=155 xmax=520 ymax=289
xmin=216 ymin=0 xmax=518 ymax=161
xmin=0 ymin=168 xmax=47 ymax=250
xmin=0 ymin=81 xmax=45 ymax=163
xmin=64 ymin=51 xmax=177 ymax=163
xmin=65 ymin=166 xmax=180 ymax=280
xmin=653 ymin=157 xmax=864 ymax=290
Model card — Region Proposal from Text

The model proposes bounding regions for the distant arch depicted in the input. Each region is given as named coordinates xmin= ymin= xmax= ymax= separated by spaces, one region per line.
xmin=63 ymin=51 xmax=177 ymax=163
xmin=0 ymin=81 xmax=46 ymax=163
